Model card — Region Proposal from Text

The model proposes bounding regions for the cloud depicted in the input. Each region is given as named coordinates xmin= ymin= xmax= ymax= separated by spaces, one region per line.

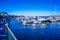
xmin=8 ymin=10 xmax=60 ymax=16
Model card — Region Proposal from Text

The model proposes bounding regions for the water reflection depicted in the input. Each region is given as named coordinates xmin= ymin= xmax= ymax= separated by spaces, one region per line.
xmin=41 ymin=24 xmax=46 ymax=28
xmin=32 ymin=24 xmax=37 ymax=29
xmin=23 ymin=23 xmax=47 ymax=29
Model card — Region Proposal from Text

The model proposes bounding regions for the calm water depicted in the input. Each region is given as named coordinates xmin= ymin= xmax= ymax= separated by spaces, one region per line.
xmin=9 ymin=18 xmax=60 ymax=40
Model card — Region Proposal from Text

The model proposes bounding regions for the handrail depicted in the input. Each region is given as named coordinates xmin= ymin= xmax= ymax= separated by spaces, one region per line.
xmin=5 ymin=23 xmax=17 ymax=40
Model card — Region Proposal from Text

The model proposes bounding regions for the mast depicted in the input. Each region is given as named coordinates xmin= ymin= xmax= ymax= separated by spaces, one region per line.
xmin=55 ymin=6 xmax=57 ymax=16
xmin=55 ymin=6 xmax=58 ymax=16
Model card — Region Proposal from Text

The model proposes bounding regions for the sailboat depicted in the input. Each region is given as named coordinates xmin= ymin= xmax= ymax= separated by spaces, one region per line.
xmin=50 ymin=6 xmax=60 ymax=22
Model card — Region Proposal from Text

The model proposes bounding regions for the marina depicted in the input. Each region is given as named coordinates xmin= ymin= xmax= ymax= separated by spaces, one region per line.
xmin=0 ymin=0 xmax=60 ymax=40
xmin=8 ymin=17 xmax=60 ymax=40
xmin=16 ymin=15 xmax=60 ymax=25
xmin=0 ymin=12 xmax=60 ymax=40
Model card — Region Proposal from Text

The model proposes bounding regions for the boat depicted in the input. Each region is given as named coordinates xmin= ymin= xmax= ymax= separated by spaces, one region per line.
xmin=38 ymin=18 xmax=51 ymax=24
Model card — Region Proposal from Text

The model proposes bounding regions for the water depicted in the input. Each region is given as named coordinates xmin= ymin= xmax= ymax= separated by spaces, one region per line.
xmin=9 ymin=18 xmax=60 ymax=40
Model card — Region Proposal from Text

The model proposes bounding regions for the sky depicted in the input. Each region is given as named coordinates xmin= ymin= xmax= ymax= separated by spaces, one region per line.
xmin=0 ymin=0 xmax=60 ymax=16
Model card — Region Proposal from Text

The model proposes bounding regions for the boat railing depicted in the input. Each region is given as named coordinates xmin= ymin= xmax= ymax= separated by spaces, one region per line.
xmin=3 ymin=17 xmax=17 ymax=40
xmin=5 ymin=23 xmax=17 ymax=40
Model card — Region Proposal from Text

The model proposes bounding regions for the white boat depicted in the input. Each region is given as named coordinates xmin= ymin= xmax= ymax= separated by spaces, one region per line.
xmin=22 ymin=20 xmax=28 ymax=25
xmin=32 ymin=19 xmax=38 ymax=24
xmin=38 ymin=18 xmax=47 ymax=22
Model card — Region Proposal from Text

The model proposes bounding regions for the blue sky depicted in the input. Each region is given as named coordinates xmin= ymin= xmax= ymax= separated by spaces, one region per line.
xmin=0 ymin=0 xmax=60 ymax=16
